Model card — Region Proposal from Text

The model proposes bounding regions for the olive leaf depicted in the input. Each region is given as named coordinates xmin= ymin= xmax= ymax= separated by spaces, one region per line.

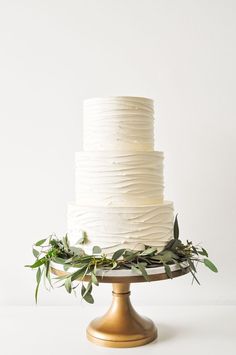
xmin=70 ymin=246 xmax=85 ymax=256
xmin=187 ymin=258 xmax=197 ymax=273
xmin=198 ymin=248 xmax=209 ymax=257
xmin=81 ymin=281 xmax=94 ymax=303
xmin=32 ymin=248 xmax=40 ymax=258
xmin=161 ymin=250 xmax=178 ymax=263
xmin=112 ymin=248 xmax=126 ymax=261
xmin=203 ymin=258 xmax=218 ymax=273
xmin=189 ymin=268 xmax=200 ymax=285
xmin=35 ymin=267 xmax=42 ymax=304
xmin=35 ymin=238 xmax=47 ymax=247
xmin=137 ymin=262 xmax=149 ymax=281
xmin=51 ymin=257 xmax=67 ymax=265
xmin=71 ymin=265 xmax=89 ymax=281
xmin=174 ymin=215 xmax=179 ymax=239
xmin=64 ymin=277 xmax=72 ymax=294
xmin=140 ymin=247 xmax=157 ymax=256
xmin=201 ymin=248 xmax=208 ymax=257
xmin=62 ymin=234 xmax=70 ymax=252
xmin=83 ymin=292 xmax=94 ymax=304
xmin=76 ymin=231 xmax=89 ymax=245
xmin=164 ymin=264 xmax=172 ymax=279
xmin=91 ymin=272 xmax=99 ymax=286
xmin=192 ymin=245 xmax=199 ymax=255
xmin=92 ymin=246 xmax=102 ymax=254
xmin=25 ymin=257 xmax=46 ymax=269
xmin=131 ymin=264 xmax=141 ymax=275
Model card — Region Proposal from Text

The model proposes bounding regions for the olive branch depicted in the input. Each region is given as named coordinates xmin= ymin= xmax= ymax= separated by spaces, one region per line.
xmin=25 ymin=216 xmax=218 ymax=304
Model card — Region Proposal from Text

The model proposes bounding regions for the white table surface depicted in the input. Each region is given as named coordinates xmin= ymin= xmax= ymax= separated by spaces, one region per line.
xmin=0 ymin=305 xmax=235 ymax=355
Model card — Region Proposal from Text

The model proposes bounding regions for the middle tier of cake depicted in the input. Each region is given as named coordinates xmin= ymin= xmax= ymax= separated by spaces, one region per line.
xmin=75 ymin=151 xmax=164 ymax=206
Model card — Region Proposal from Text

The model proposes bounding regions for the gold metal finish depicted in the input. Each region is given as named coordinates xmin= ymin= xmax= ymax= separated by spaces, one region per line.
xmin=51 ymin=266 xmax=189 ymax=348
xmin=86 ymin=282 xmax=157 ymax=347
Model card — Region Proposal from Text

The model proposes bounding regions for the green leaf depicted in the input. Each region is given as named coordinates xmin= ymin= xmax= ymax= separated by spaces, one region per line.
xmin=131 ymin=264 xmax=141 ymax=275
xmin=63 ymin=264 xmax=71 ymax=272
xmin=163 ymin=239 xmax=175 ymax=250
xmin=62 ymin=234 xmax=70 ymax=251
xmin=191 ymin=245 xmax=199 ymax=255
xmin=159 ymin=251 xmax=178 ymax=264
xmin=83 ymin=292 xmax=94 ymax=304
xmin=137 ymin=262 xmax=149 ymax=281
xmin=173 ymin=215 xmax=179 ymax=239
xmin=35 ymin=267 xmax=42 ymax=304
xmin=123 ymin=252 xmax=136 ymax=262
xmin=150 ymin=254 xmax=162 ymax=261
xmin=76 ymin=231 xmax=89 ymax=245
xmin=198 ymin=248 xmax=209 ymax=257
xmin=111 ymin=260 xmax=118 ymax=269
xmin=188 ymin=258 xmax=197 ymax=273
xmin=52 ymin=257 xmax=66 ymax=265
xmin=81 ymin=284 xmax=86 ymax=296
xmin=203 ymin=258 xmax=218 ymax=273
xmin=164 ymin=264 xmax=172 ymax=279
xmin=25 ymin=257 xmax=46 ymax=269
xmin=45 ymin=261 xmax=53 ymax=288
xmin=45 ymin=260 xmax=50 ymax=277
xmin=93 ymin=263 xmax=97 ymax=274
xmin=91 ymin=272 xmax=99 ymax=286
xmin=71 ymin=265 xmax=88 ymax=281
xmin=36 ymin=267 xmax=42 ymax=283
xmin=202 ymin=248 xmax=208 ymax=257
xmin=81 ymin=281 xmax=92 ymax=297
xmin=189 ymin=268 xmax=201 ymax=285
xmin=82 ymin=231 xmax=89 ymax=243
xmin=92 ymin=246 xmax=102 ymax=254
xmin=170 ymin=239 xmax=182 ymax=252
xmin=35 ymin=238 xmax=47 ymax=247
xmin=140 ymin=247 xmax=157 ymax=256
xmin=70 ymin=246 xmax=85 ymax=256
xmin=35 ymin=282 xmax=40 ymax=304
xmin=112 ymin=248 xmax=126 ymax=261
xmin=32 ymin=248 xmax=39 ymax=258
xmin=81 ymin=282 xmax=94 ymax=303
xmin=65 ymin=277 xmax=72 ymax=293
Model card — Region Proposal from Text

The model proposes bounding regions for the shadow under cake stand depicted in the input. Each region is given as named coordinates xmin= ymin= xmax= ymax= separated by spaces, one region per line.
xmin=51 ymin=262 xmax=189 ymax=348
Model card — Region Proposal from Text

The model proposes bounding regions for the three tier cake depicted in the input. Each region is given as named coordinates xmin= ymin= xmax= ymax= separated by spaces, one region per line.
xmin=68 ymin=96 xmax=174 ymax=254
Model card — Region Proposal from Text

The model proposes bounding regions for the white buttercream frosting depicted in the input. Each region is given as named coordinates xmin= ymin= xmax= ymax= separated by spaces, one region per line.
xmin=83 ymin=96 xmax=154 ymax=151
xmin=67 ymin=96 xmax=174 ymax=253
xmin=68 ymin=201 xmax=174 ymax=254
xmin=75 ymin=151 xmax=164 ymax=206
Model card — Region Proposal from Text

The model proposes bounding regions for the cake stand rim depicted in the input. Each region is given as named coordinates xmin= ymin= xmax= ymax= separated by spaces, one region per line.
xmin=50 ymin=261 xmax=189 ymax=283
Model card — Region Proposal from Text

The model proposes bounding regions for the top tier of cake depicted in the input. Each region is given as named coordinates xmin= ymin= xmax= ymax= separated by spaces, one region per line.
xmin=83 ymin=96 xmax=154 ymax=151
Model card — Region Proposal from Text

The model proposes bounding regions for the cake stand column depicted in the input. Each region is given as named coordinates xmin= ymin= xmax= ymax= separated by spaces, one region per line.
xmin=86 ymin=282 xmax=157 ymax=348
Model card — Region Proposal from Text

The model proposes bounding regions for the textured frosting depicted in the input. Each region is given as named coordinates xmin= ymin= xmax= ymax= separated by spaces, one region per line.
xmin=75 ymin=151 xmax=164 ymax=206
xmin=67 ymin=96 xmax=174 ymax=254
xmin=83 ymin=97 xmax=154 ymax=151
xmin=68 ymin=201 xmax=174 ymax=254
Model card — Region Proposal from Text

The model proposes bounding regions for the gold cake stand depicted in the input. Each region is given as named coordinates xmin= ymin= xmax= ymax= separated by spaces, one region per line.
xmin=51 ymin=264 xmax=189 ymax=348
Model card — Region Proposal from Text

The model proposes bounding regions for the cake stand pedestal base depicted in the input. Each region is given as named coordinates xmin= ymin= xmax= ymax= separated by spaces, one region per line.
xmin=51 ymin=263 xmax=189 ymax=348
xmin=86 ymin=282 xmax=157 ymax=348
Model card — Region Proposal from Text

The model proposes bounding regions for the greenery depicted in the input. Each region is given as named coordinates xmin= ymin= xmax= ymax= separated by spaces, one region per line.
xmin=25 ymin=216 xmax=218 ymax=304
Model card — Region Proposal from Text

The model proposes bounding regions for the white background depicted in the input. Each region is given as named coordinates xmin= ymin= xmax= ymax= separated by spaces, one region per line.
xmin=0 ymin=0 xmax=235 ymax=311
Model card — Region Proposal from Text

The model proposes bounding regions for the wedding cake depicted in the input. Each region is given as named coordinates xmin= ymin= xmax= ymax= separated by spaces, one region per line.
xmin=68 ymin=96 xmax=174 ymax=254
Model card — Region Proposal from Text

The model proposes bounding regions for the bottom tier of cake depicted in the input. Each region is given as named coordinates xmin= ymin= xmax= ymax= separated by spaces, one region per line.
xmin=67 ymin=201 xmax=174 ymax=255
